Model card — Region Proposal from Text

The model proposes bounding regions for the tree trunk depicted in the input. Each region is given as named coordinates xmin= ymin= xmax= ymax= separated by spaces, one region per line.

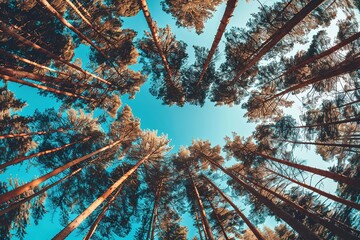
xmin=0 ymin=167 xmax=82 ymax=216
xmin=203 ymin=155 xmax=322 ymax=240
xmin=266 ymin=56 xmax=360 ymax=102
xmin=196 ymin=0 xmax=238 ymax=86
xmin=150 ymin=180 xmax=163 ymax=240
xmin=238 ymin=172 xmax=359 ymax=239
xmin=138 ymin=0 xmax=178 ymax=92
xmin=203 ymin=175 xmax=265 ymax=240
xmin=254 ymin=151 xmax=360 ymax=188
xmin=53 ymin=153 xmax=151 ymax=240
xmin=0 ymin=128 xmax=69 ymax=140
xmin=0 ymin=137 xmax=91 ymax=170
xmin=0 ymin=137 xmax=125 ymax=204
xmin=83 ymin=185 xmax=123 ymax=240
xmin=64 ymin=0 xmax=92 ymax=27
xmin=230 ymin=0 xmax=325 ymax=85
xmin=278 ymin=139 xmax=360 ymax=149
xmin=205 ymin=196 xmax=230 ymax=240
xmin=265 ymin=167 xmax=360 ymax=211
xmin=194 ymin=210 xmax=205 ymax=240
xmin=274 ymin=31 xmax=360 ymax=83
xmin=0 ymin=20 xmax=111 ymax=85
xmin=0 ymin=73 xmax=92 ymax=101
xmin=189 ymin=173 xmax=215 ymax=240
xmin=37 ymin=0 xmax=107 ymax=59
xmin=293 ymin=116 xmax=360 ymax=129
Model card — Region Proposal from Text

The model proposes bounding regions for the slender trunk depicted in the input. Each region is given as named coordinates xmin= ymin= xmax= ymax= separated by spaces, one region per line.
xmin=0 ymin=74 xmax=92 ymax=101
xmin=203 ymin=176 xmax=265 ymax=240
xmin=0 ymin=20 xmax=111 ymax=85
xmin=230 ymin=0 xmax=325 ymax=84
xmin=238 ymin=172 xmax=358 ymax=239
xmin=64 ymin=0 xmax=92 ymax=27
xmin=0 ymin=137 xmax=91 ymax=170
xmin=253 ymin=151 xmax=359 ymax=188
xmin=0 ymin=168 xmax=82 ymax=216
xmin=194 ymin=210 xmax=205 ymax=240
xmin=293 ymin=116 xmax=360 ymax=129
xmin=0 ymin=128 xmax=69 ymax=140
xmin=53 ymin=153 xmax=151 ymax=240
xmin=266 ymin=57 xmax=360 ymax=102
xmin=265 ymin=167 xmax=360 ymax=211
xmin=37 ymin=0 xmax=107 ymax=59
xmin=189 ymin=173 xmax=215 ymax=240
xmin=278 ymin=139 xmax=360 ymax=148
xmin=0 ymin=137 xmax=125 ymax=204
xmin=73 ymin=0 xmax=92 ymax=19
xmin=196 ymin=0 xmax=238 ymax=86
xmin=205 ymin=196 xmax=230 ymax=240
xmin=338 ymin=99 xmax=360 ymax=108
xmin=273 ymin=31 xmax=360 ymax=83
xmin=150 ymin=181 xmax=163 ymax=240
xmin=203 ymin=155 xmax=321 ymax=240
xmin=138 ymin=0 xmax=178 ymax=91
xmin=83 ymin=185 xmax=123 ymax=240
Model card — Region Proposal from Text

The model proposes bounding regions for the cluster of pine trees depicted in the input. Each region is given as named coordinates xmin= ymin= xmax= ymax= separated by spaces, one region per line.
xmin=0 ymin=0 xmax=359 ymax=239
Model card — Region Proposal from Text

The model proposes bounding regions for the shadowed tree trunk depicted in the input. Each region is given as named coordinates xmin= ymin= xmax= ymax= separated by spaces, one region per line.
xmin=205 ymin=195 xmax=230 ymax=240
xmin=150 ymin=180 xmax=164 ymax=240
xmin=196 ymin=0 xmax=238 ymax=86
xmin=203 ymin=175 xmax=265 ymax=240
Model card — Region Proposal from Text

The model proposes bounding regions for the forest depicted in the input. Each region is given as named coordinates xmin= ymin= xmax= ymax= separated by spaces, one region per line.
xmin=0 ymin=0 xmax=359 ymax=239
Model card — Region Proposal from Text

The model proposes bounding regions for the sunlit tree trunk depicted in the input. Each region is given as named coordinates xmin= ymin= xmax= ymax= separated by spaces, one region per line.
xmin=194 ymin=210 xmax=205 ymax=240
xmin=0 ymin=128 xmax=69 ymax=140
xmin=205 ymin=195 xmax=230 ymax=240
xmin=150 ymin=180 xmax=163 ymax=240
xmin=53 ymin=153 xmax=151 ymax=239
xmin=203 ymin=175 xmax=265 ymax=240
xmin=196 ymin=0 xmax=238 ymax=86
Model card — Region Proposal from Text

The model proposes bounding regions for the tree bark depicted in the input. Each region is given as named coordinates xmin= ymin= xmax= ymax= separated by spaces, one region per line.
xmin=83 ymin=185 xmax=123 ymax=240
xmin=0 ymin=128 xmax=69 ymax=140
xmin=53 ymin=153 xmax=151 ymax=240
xmin=293 ymin=116 xmax=360 ymax=129
xmin=194 ymin=210 xmax=205 ymax=240
xmin=150 ymin=180 xmax=163 ymax=240
xmin=189 ymin=173 xmax=215 ymax=240
xmin=203 ymin=155 xmax=322 ymax=240
xmin=196 ymin=0 xmax=238 ymax=86
xmin=230 ymin=0 xmax=325 ymax=85
xmin=205 ymin=195 xmax=230 ymax=240
xmin=278 ymin=139 xmax=360 ymax=149
xmin=203 ymin=175 xmax=265 ymax=240
xmin=265 ymin=167 xmax=360 ymax=211
xmin=0 ymin=137 xmax=91 ymax=170
xmin=238 ymin=172 xmax=359 ymax=239
xmin=0 ymin=20 xmax=111 ymax=85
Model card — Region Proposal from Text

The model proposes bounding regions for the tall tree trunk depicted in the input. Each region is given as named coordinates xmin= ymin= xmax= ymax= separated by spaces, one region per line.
xmin=203 ymin=175 xmax=265 ymax=240
xmin=64 ymin=0 xmax=92 ymax=27
xmin=0 ymin=167 xmax=82 ymax=216
xmin=189 ymin=173 xmax=215 ymax=240
xmin=253 ymin=151 xmax=359 ymax=188
xmin=203 ymin=155 xmax=322 ymax=240
xmin=293 ymin=116 xmax=360 ymax=129
xmin=196 ymin=0 xmax=238 ymax=86
xmin=205 ymin=196 xmax=230 ymax=240
xmin=37 ymin=0 xmax=107 ymax=59
xmin=0 ymin=137 xmax=126 ymax=204
xmin=53 ymin=153 xmax=151 ymax=239
xmin=0 ymin=137 xmax=91 ymax=170
xmin=194 ymin=210 xmax=205 ymax=240
xmin=273 ymin=31 xmax=360 ymax=83
xmin=265 ymin=167 xmax=360 ymax=211
xmin=0 ymin=20 xmax=111 ymax=85
xmin=277 ymin=139 xmax=360 ymax=149
xmin=83 ymin=185 xmax=123 ymax=240
xmin=138 ymin=0 xmax=179 ymax=92
xmin=0 ymin=73 xmax=92 ymax=101
xmin=266 ymin=56 xmax=360 ymax=102
xmin=229 ymin=0 xmax=325 ymax=85
xmin=238 ymin=172 xmax=359 ymax=239
xmin=0 ymin=128 xmax=69 ymax=140
xmin=150 ymin=180 xmax=163 ymax=240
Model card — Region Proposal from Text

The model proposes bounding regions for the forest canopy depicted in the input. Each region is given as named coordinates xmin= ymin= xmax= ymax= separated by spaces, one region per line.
xmin=0 ymin=0 xmax=359 ymax=239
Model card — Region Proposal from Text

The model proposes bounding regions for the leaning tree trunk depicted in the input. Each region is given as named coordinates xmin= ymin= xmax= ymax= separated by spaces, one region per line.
xmin=203 ymin=175 xmax=265 ymax=240
xmin=293 ymin=116 xmax=360 ymax=129
xmin=0 ymin=136 xmax=127 ymax=204
xmin=277 ymin=139 xmax=360 ymax=149
xmin=83 ymin=185 xmax=124 ymax=240
xmin=265 ymin=167 xmax=360 ymax=211
xmin=194 ymin=210 xmax=205 ymax=240
xmin=203 ymin=155 xmax=322 ymax=240
xmin=0 ymin=21 xmax=111 ymax=85
xmin=0 ymin=136 xmax=91 ymax=170
xmin=196 ymin=0 xmax=238 ymax=86
xmin=189 ymin=173 xmax=215 ymax=240
xmin=53 ymin=153 xmax=151 ymax=239
xmin=229 ymin=0 xmax=325 ymax=85
xmin=238 ymin=172 xmax=359 ymax=239
xmin=205 ymin=195 xmax=230 ymax=240
xmin=0 ymin=128 xmax=69 ymax=140
xmin=150 ymin=180 xmax=164 ymax=240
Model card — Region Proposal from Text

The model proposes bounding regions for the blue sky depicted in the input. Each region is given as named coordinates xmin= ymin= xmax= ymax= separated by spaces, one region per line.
xmin=3 ymin=0 xmax=346 ymax=239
